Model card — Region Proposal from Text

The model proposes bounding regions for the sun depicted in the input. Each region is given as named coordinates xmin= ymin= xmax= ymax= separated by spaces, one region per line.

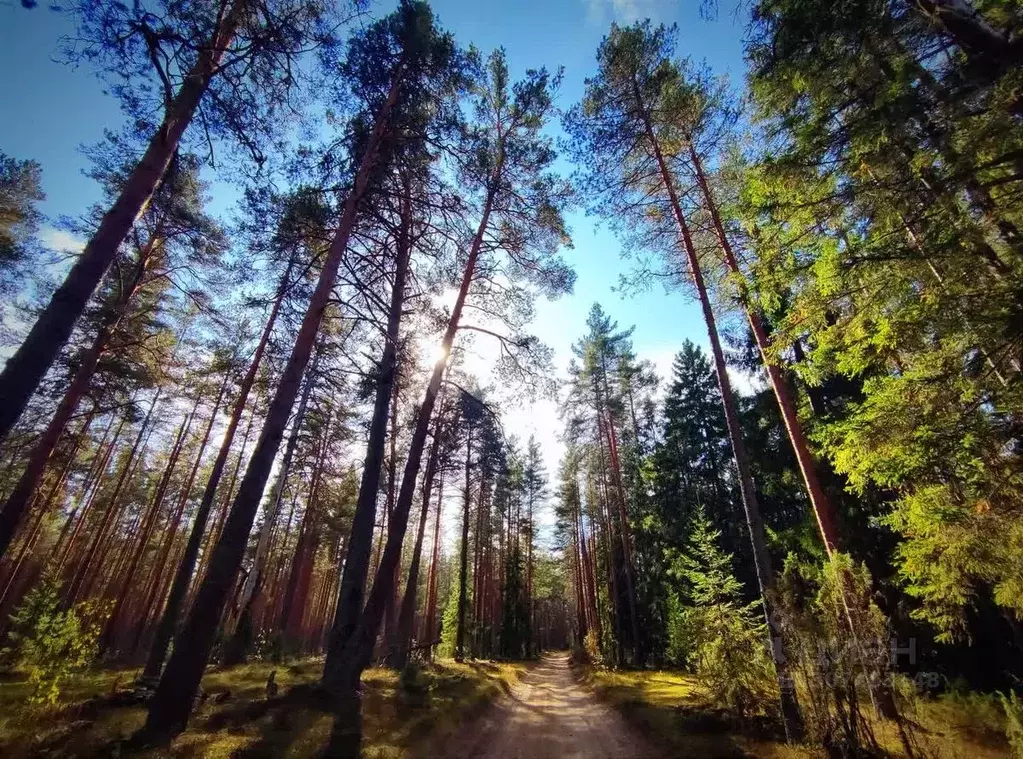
xmin=417 ymin=336 xmax=449 ymax=367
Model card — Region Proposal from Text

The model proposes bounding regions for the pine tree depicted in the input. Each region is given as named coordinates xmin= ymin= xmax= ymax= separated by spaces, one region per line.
xmin=673 ymin=508 xmax=775 ymax=716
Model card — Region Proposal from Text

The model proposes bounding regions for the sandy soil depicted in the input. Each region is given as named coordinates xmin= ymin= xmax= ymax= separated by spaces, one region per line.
xmin=434 ymin=653 xmax=665 ymax=759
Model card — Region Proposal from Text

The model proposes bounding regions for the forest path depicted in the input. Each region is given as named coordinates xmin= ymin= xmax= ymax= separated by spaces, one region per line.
xmin=434 ymin=653 xmax=665 ymax=759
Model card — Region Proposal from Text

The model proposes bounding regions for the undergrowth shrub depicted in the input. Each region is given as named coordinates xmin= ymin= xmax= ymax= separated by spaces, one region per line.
xmin=583 ymin=629 xmax=602 ymax=666
xmin=2 ymin=574 xmax=109 ymax=705
xmin=778 ymin=553 xmax=906 ymax=756
xmin=673 ymin=509 xmax=775 ymax=716
xmin=1001 ymin=690 xmax=1023 ymax=758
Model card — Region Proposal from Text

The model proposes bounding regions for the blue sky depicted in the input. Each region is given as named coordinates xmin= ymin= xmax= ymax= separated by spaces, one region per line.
xmin=0 ymin=0 xmax=752 ymax=482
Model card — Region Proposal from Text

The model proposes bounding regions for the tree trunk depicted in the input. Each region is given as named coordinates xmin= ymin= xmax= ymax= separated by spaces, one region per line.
xmin=221 ymin=343 xmax=317 ymax=668
xmin=388 ymin=415 xmax=443 ymax=669
xmin=689 ymin=145 xmax=843 ymax=554
xmin=691 ymin=146 xmax=900 ymax=721
xmin=578 ymin=502 xmax=599 ymax=643
xmin=279 ymin=398 xmax=333 ymax=649
xmin=422 ymin=470 xmax=444 ymax=660
xmin=54 ymin=413 xmax=127 ymax=572
xmin=66 ymin=391 xmax=162 ymax=605
xmin=0 ymin=410 xmax=95 ymax=608
xmin=0 ymin=320 xmax=116 ymax=560
xmin=101 ymin=398 xmax=197 ymax=655
xmin=572 ymin=517 xmax=587 ymax=646
xmin=472 ymin=453 xmax=487 ymax=656
xmin=131 ymin=373 xmax=227 ymax=657
xmin=382 ymin=382 xmax=401 ymax=648
xmin=142 ymin=260 xmax=292 ymax=681
xmin=321 ymin=178 xmax=499 ymax=694
xmin=143 ymin=65 xmax=406 ymax=740
xmin=914 ymin=0 xmax=1017 ymax=76
xmin=0 ymin=1 xmax=246 ymax=445
xmin=262 ymin=488 xmax=300 ymax=636
xmin=602 ymin=408 xmax=641 ymax=663
xmin=329 ymin=193 xmax=411 ymax=658
xmin=455 ymin=426 xmax=472 ymax=662
xmin=194 ymin=407 xmax=255 ymax=594
xmin=639 ymin=100 xmax=803 ymax=741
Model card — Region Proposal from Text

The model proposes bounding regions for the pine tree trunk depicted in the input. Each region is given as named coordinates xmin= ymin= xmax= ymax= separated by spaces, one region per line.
xmin=263 ymin=489 xmax=300 ymax=637
xmin=143 ymin=261 xmax=292 ymax=681
xmin=54 ymin=413 xmax=127 ymax=572
xmin=221 ymin=343 xmax=316 ymax=667
xmin=0 ymin=412 xmax=94 ymax=618
xmin=572 ymin=519 xmax=587 ymax=646
xmin=472 ymin=456 xmax=487 ymax=656
xmin=48 ymin=409 xmax=116 ymax=566
xmin=101 ymin=399 xmax=197 ymax=655
xmin=578 ymin=502 xmax=599 ymax=643
xmin=689 ymin=145 xmax=842 ymax=554
xmin=0 ymin=411 xmax=95 ymax=609
xmin=194 ymin=407 xmax=255 ymax=595
xmin=0 ymin=1 xmax=246 ymax=445
xmin=143 ymin=66 xmax=407 ymax=740
xmin=455 ymin=426 xmax=473 ymax=662
xmin=382 ymin=384 xmax=401 ymax=647
xmin=0 ymin=322 xmax=115 ymax=560
xmin=330 ymin=197 xmax=411 ymax=659
xmin=422 ymin=471 xmax=444 ymax=659
xmin=602 ymin=409 xmax=641 ymax=663
xmin=914 ymin=0 xmax=1016 ymax=76
xmin=66 ymin=391 xmax=162 ymax=605
xmin=321 ymin=184 xmax=498 ymax=695
xmin=526 ymin=489 xmax=534 ymax=656
xmin=388 ymin=415 xmax=443 ymax=669
xmin=639 ymin=101 xmax=803 ymax=741
xmin=279 ymin=398 xmax=333 ymax=648
xmin=131 ymin=374 xmax=226 ymax=658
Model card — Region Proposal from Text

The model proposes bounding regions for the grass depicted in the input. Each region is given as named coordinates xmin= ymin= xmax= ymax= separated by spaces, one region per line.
xmin=886 ymin=685 xmax=1011 ymax=759
xmin=578 ymin=666 xmax=1012 ymax=759
xmin=577 ymin=666 xmax=810 ymax=758
xmin=0 ymin=657 xmax=524 ymax=758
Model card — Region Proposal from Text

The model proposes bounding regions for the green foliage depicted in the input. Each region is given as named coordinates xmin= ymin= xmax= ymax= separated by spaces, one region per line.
xmin=664 ymin=590 xmax=689 ymax=668
xmin=1002 ymin=690 xmax=1023 ymax=759
xmin=777 ymin=554 xmax=894 ymax=753
xmin=0 ymin=151 xmax=44 ymax=301
xmin=583 ymin=629 xmax=603 ymax=666
xmin=673 ymin=509 xmax=775 ymax=715
xmin=438 ymin=572 xmax=461 ymax=659
xmin=2 ymin=575 xmax=109 ymax=706
xmin=743 ymin=0 xmax=1023 ymax=647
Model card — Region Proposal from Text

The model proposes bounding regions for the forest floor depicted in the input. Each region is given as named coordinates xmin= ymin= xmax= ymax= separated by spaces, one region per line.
xmin=0 ymin=655 xmax=1012 ymax=757
xmin=433 ymin=652 xmax=662 ymax=758
xmin=580 ymin=666 xmax=1012 ymax=759
xmin=0 ymin=657 xmax=523 ymax=758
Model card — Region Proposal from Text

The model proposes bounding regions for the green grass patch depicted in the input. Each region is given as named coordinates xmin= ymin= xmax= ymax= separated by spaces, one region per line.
xmin=578 ymin=666 xmax=1013 ymax=759
xmin=576 ymin=666 xmax=809 ymax=758
xmin=0 ymin=657 xmax=524 ymax=758
xmin=883 ymin=686 xmax=1010 ymax=759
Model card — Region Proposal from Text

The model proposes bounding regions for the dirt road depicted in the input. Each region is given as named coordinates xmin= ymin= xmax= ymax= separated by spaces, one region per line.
xmin=435 ymin=653 xmax=664 ymax=759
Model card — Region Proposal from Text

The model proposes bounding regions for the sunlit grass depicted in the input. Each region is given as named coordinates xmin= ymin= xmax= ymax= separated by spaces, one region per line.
xmin=0 ymin=657 xmax=524 ymax=758
xmin=578 ymin=666 xmax=810 ymax=758
xmin=579 ymin=666 xmax=1011 ymax=759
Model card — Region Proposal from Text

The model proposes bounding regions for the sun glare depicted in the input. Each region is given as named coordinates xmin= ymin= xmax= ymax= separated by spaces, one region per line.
xmin=418 ymin=337 xmax=450 ymax=367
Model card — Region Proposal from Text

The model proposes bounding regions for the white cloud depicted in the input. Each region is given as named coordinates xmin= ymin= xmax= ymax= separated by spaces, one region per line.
xmin=727 ymin=366 xmax=766 ymax=397
xmin=583 ymin=0 xmax=666 ymax=24
xmin=40 ymin=227 xmax=85 ymax=254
